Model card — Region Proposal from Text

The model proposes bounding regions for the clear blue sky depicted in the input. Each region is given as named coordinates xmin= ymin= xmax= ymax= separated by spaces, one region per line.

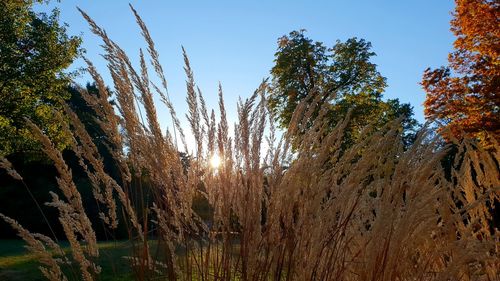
xmin=38 ymin=0 xmax=455 ymax=130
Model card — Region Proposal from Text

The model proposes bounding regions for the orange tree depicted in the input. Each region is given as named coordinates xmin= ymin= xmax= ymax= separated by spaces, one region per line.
xmin=422 ymin=0 xmax=499 ymax=145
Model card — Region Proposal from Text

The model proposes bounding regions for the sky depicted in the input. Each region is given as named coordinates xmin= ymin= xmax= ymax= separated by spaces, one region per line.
xmin=37 ymin=0 xmax=456 ymax=137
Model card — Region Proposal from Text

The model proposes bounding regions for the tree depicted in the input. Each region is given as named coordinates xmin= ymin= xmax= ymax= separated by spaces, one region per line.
xmin=0 ymin=0 xmax=81 ymax=156
xmin=268 ymin=30 xmax=329 ymax=129
xmin=67 ymin=83 xmax=120 ymax=178
xmin=269 ymin=30 xmax=418 ymax=147
xmin=422 ymin=0 xmax=499 ymax=146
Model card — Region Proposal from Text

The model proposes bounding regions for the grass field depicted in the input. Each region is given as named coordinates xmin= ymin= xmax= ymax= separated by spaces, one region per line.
xmin=0 ymin=239 xmax=134 ymax=281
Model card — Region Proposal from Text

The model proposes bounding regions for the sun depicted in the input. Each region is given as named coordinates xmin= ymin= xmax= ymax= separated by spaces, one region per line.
xmin=209 ymin=154 xmax=221 ymax=169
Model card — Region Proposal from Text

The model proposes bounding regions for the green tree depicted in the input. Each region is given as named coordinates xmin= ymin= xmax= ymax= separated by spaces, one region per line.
xmin=269 ymin=30 xmax=418 ymax=147
xmin=268 ymin=30 xmax=329 ymax=128
xmin=0 ymin=0 xmax=81 ymax=156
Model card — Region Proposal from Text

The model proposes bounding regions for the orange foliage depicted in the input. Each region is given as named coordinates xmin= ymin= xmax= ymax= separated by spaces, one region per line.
xmin=422 ymin=0 xmax=499 ymax=145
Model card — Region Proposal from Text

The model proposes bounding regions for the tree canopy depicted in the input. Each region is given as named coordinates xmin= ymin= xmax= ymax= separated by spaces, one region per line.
xmin=269 ymin=30 xmax=419 ymax=147
xmin=0 ymin=0 xmax=81 ymax=156
xmin=422 ymin=0 xmax=499 ymax=146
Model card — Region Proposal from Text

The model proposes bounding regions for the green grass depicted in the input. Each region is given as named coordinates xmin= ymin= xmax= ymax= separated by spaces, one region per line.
xmin=0 ymin=239 xmax=134 ymax=281
xmin=0 ymin=239 xmax=244 ymax=280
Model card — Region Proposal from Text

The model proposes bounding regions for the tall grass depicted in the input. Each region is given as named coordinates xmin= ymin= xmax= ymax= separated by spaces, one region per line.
xmin=1 ymin=5 xmax=499 ymax=281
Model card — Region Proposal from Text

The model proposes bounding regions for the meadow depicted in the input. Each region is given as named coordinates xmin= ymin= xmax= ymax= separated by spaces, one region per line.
xmin=0 ymin=240 xmax=133 ymax=281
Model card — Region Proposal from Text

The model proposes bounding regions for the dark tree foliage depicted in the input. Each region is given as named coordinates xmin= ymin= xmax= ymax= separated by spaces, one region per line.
xmin=0 ymin=84 xmax=129 ymax=240
xmin=67 ymin=83 xmax=121 ymax=180
xmin=0 ymin=0 xmax=81 ymax=156
xmin=269 ymin=30 xmax=419 ymax=148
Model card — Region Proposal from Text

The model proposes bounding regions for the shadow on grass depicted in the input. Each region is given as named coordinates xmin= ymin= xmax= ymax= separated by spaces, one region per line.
xmin=0 ymin=240 xmax=134 ymax=281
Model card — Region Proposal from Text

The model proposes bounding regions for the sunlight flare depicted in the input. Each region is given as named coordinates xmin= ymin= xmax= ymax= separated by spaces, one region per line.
xmin=209 ymin=154 xmax=221 ymax=169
